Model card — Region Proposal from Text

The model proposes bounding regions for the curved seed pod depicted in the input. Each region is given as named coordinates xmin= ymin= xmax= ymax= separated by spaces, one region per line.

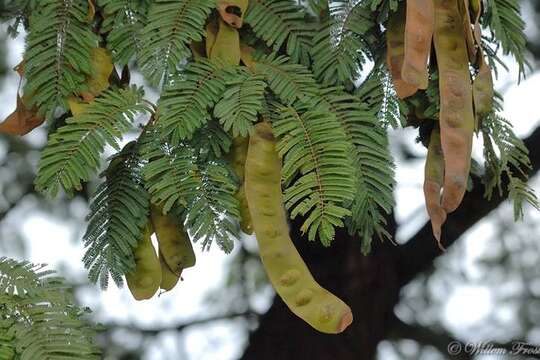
xmin=387 ymin=3 xmax=418 ymax=99
xmin=245 ymin=122 xmax=353 ymax=334
xmin=424 ymin=124 xmax=447 ymax=246
xmin=210 ymin=18 xmax=241 ymax=66
xmin=205 ymin=21 xmax=218 ymax=58
xmin=150 ymin=206 xmax=196 ymax=276
xmin=433 ymin=0 xmax=475 ymax=213
xmin=240 ymin=44 xmax=256 ymax=68
xmin=402 ymin=0 xmax=434 ymax=89
xmin=459 ymin=0 xmax=477 ymax=63
xmin=217 ymin=0 xmax=248 ymax=29
xmin=472 ymin=59 xmax=494 ymax=124
xmin=159 ymin=251 xmax=180 ymax=292
xmin=0 ymin=95 xmax=44 ymax=135
xmin=230 ymin=137 xmax=253 ymax=234
xmin=80 ymin=48 xmax=114 ymax=102
xmin=126 ymin=222 xmax=162 ymax=300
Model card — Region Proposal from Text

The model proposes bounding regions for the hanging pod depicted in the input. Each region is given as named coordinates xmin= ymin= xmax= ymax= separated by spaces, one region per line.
xmin=229 ymin=137 xmax=253 ymax=234
xmin=386 ymin=2 xmax=418 ymax=99
xmin=126 ymin=221 xmax=162 ymax=300
xmin=150 ymin=205 xmax=196 ymax=277
xmin=217 ymin=0 xmax=248 ymax=29
xmin=210 ymin=18 xmax=241 ymax=66
xmin=423 ymin=123 xmax=447 ymax=246
xmin=244 ymin=122 xmax=353 ymax=334
xmin=159 ymin=251 xmax=180 ymax=292
xmin=402 ymin=0 xmax=434 ymax=90
xmin=432 ymin=0 xmax=475 ymax=213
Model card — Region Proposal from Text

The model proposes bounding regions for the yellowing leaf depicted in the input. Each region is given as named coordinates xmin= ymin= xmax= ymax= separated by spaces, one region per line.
xmin=68 ymin=97 xmax=89 ymax=116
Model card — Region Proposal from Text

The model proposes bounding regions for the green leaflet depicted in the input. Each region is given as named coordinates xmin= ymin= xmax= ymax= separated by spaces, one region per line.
xmin=311 ymin=1 xmax=376 ymax=86
xmin=320 ymin=83 xmax=395 ymax=252
xmin=24 ymin=0 xmax=99 ymax=119
xmin=99 ymin=0 xmax=149 ymax=66
xmin=245 ymin=0 xmax=312 ymax=64
xmin=0 ymin=258 xmax=100 ymax=359
xmin=270 ymin=101 xmax=355 ymax=245
xmin=214 ymin=71 xmax=267 ymax=137
xmin=157 ymin=60 xmax=235 ymax=143
xmin=83 ymin=141 xmax=150 ymax=289
xmin=140 ymin=126 xmax=240 ymax=252
xmin=139 ymin=0 xmax=215 ymax=85
xmin=35 ymin=86 xmax=147 ymax=197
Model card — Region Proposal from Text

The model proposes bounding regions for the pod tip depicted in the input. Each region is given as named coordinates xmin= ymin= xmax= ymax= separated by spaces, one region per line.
xmin=337 ymin=309 xmax=353 ymax=333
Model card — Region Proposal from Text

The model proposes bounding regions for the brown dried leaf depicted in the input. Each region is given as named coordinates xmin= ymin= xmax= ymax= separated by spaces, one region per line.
xmin=0 ymin=96 xmax=45 ymax=135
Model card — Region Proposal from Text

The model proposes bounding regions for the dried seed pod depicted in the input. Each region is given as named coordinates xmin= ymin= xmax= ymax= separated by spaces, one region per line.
xmin=0 ymin=95 xmax=45 ymax=135
xmin=126 ymin=222 xmax=162 ymax=300
xmin=217 ymin=0 xmax=248 ymax=29
xmin=433 ymin=0 xmax=475 ymax=213
xmin=423 ymin=124 xmax=447 ymax=245
xmin=402 ymin=0 xmax=434 ymax=89
xmin=387 ymin=3 xmax=418 ymax=99
xmin=245 ymin=122 xmax=353 ymax=334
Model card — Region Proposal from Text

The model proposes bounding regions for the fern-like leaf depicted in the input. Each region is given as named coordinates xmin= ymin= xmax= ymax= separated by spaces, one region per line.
xmin=0 ymin=258 xmax=100 ymax=359
xmin=23 ymin=0 xmax=98 ymax=118
xmin=270 ymin=101 xmax=355 ymax=245
xmin=82 ymin=141 xmax=150 ymax=289
xmin=35 ymin=86 xmax=147 ymax=197
xmin=252 ymin=53 xmax=318 ymax=105
xmin=320 ymin=86 xmax=395 ymax=252
xmin=245 ymin=0 xmax=312 ymax=64
xmin=141 ymin=127 xmax=240 ymax=252
xmin=311 ymin=1 xmax=375 ymax=86
xmin=214 ymin=71 xmax=267 ymax=137
xmin=484 ymin=0 xmax=529 ymax=79
xmin=139 ymin=0 xmax=214 ymax=85
xmin=99 ymin=0 xmax=149 ymax=66
xmin=158 ymin=60 xmax=233 ymax=143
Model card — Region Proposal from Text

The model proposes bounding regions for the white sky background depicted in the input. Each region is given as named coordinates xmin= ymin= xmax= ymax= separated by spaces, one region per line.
xmin=1 ymin=10 xmax=540 ymax=359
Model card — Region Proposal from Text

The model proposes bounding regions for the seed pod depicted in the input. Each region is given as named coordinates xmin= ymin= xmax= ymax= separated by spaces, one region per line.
xmin=126 ymin=222 xmax=162 ymax=300
xmin=159 ymin=251 xmax=180 ymax=292
xmin=0 ymin=95 xmax=44 ymax=135
xmin=387 ymin=3 xmax=418 ymax=99
xmin=402 ymin=0 xmax=434 ymax=89
xmin=205 ymin=21 xmax=218 ymax=58
xmin=472 ymin=59 xmax=494 ymax=124
xmin=433 ymin=0 xmax=475 ymax=213
xmin=80 ymin=48 xmax=114 ymax=102
xmin=217 ymin=0 xmax=248 ymax=29
xmin=210 ymin=18 xmax=241 ymax=66
xmin=229 ymin=137 xmax=253 ymax=234
xmin=458 ymin=0 xmax=477 ymax=63
xmin=245 ymin=122 xmax=353 ymax=334
xmin=423 ymin=124 xmax=447 ymax=245
xmin=150 ymin=206 xmax=196 ymax=276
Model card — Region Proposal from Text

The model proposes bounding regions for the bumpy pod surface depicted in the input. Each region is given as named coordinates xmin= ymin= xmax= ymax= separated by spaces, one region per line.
xmin=150 ymin=206 xmax=196 ymax=276
xmin=230 ymin=137 xmax=253 ymax=234
xmin=423 ymin=124 xmax=447 ymax=244
xmin=126 ymin=222 xmax=162 ymax=300
xmin=245 ymin=122 xmax=353 ymax=334
xmin=387 ymin=3 xmax=418 ymax=99
xmin=433 ymin=0 xmax=475 ymax=213
xmin=402 ymin=0 xmax=434 ymax=89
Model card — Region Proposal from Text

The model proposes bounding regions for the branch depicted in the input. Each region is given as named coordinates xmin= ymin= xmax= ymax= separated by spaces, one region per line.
xmin=100 ymin=310 xmax=259 ymax=336
xmin=395 ymin=125 xmax=540 ymax=287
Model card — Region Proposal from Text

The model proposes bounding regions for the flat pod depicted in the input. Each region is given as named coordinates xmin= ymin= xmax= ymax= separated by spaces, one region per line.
xmin=244 ymin=122 xmax=353 ymax=334
xmin=230 ymin=137 xmax=253 ymax=234
xmin=150 ymin=206 xmax=196 ymax=276
xmin=387 ymin=3 xmax=418 ymax=99
xmin=0 ymin=95 xmax=45 ymax=135
xmin=433 ymin=0 xmax=475 ymax=213
xmin=402 ymin=0 xmax=434 ymax=89
xmin=210 ymin=18 xmax=241 ymax=66
xmin=159 ymin=251 xmax=180 ymax=292
xmin=423 ymin=124 xmax=447 ymax=244
xmin=126 ymin=222 xmax=162 ymax=300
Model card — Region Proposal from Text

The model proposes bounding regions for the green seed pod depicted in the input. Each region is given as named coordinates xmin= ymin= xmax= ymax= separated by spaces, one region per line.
xmin=159 ymin=251 xmax=180 ymax=292
xmin=245 ymin=122 xmax=353 ymax=334
xmin=402 ymin=0 xmax=434 ymax=89
xmin=126 ymin=222 xmax=162 ymax=300
xmin=229 ymin=137 xmax=253 ymax=234
xmin=472 ymin=60 xmax=494 ymax=125
xmin=433 ymin=0 xmax=475 ymax=213
xmin=423 ymin=124 xmax=447 ymax=245
xmin=210 ymin=18 xmax=241 ymax=66
xmin=387 ymin=2 xmax=418 ymax=99
xmin=150 ymin=206 xmax=196 ymax=276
